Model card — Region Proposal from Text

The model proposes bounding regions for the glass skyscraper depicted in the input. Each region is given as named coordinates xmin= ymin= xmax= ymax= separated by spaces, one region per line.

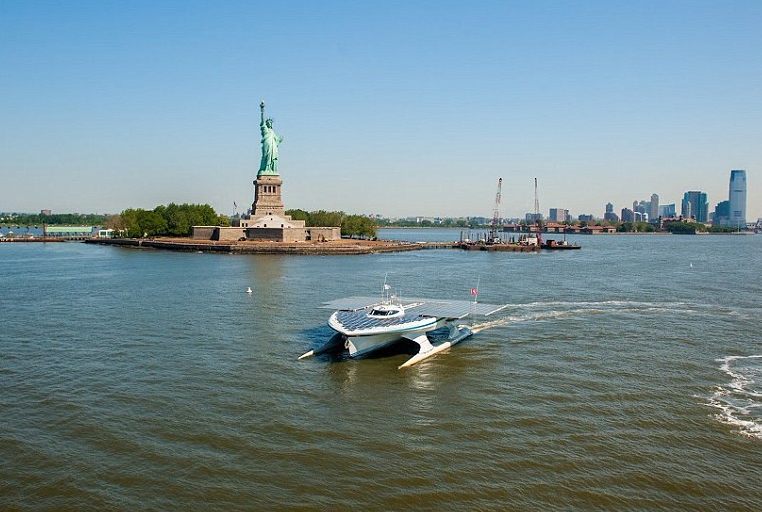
xmin=729 ymin=170 xmax=747 ymax=228
xmin=681 ymin=191 xmax=708 ymax=222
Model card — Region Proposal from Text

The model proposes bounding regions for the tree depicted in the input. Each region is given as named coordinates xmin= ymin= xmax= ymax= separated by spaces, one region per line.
xmin=341 ymin=214 xmax=377 ymax=239
xmin=118 ymin=203 xmax=228 ymax=237
xmin=285 ymin=209 xmax=310 ymax=223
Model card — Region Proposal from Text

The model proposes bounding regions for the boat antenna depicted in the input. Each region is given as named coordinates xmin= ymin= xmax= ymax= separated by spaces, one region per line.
xmin=382 ymin=272 xmax=392 ymax=303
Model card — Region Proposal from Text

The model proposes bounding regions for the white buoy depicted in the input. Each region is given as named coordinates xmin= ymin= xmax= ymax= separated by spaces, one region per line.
xmin=689 ymin=262 xmax=693 ymax=268
xmin=246 ymin=287 xmax=253 ymax=294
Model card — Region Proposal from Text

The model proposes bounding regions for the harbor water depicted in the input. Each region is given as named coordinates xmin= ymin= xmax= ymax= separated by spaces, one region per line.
xmin=2 ymin=232 xmax=761 ymax=510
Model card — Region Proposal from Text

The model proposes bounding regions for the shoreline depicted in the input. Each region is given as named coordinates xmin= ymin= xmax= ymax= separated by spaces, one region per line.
xmin=84 ymin=237 xmax=456 ymax=255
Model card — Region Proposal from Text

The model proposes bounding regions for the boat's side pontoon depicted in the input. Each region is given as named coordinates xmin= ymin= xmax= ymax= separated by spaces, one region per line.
xmin=299 ymin=296 xmax=508 ymax=368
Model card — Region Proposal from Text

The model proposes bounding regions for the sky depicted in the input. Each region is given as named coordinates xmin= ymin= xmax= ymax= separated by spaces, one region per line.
xmin=1 ymin=1 xmax=760 ymax=220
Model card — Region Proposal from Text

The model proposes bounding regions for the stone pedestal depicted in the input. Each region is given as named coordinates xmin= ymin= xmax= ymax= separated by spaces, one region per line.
xmin=252 ymin=174 xmax=285 ymax=218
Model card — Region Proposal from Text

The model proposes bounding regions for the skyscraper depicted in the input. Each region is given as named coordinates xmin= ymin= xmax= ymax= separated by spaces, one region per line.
xmin=714 ymin=200 xmax=730 ymax=226
xmin=659 ymin=203 xmax=676 ymax=218
xmin=548 ymin=208 xmax=570 ymax=222
xmin=604 ymin=202 xmax=619 ymax=223
xmin=650 ymin=194 xmax=659 ymax=221
xmin=729 ymin=170 xmax=747 ymax=228
xmin=681 ymin=191 xmax=708 ymax=222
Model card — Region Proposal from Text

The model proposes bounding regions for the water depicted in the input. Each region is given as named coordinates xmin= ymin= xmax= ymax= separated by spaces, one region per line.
xmin=2 ymin=235 xmax=761 ymax=510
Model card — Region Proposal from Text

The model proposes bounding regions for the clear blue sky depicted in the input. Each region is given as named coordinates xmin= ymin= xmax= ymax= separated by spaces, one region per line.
xmin=1 ymin=1 xmax=760 ymax=219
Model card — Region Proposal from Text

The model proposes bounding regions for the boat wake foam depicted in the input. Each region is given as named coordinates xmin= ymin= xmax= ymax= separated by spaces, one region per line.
xmin=706 ymin=355 xmax=762 ymax=439
xmin=469 ymin=299 xmax=714 ymax=333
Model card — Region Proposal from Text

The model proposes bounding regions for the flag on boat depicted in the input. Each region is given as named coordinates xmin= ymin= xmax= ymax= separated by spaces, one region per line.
xmin=384 ymin=284 xmax=391 ymax=290
xmin=470 ymin=288 xmax=478 ymax=296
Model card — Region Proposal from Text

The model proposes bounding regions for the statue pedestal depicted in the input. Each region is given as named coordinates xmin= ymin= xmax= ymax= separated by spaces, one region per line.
xmin=252 ymin=174 xmax=285 ymax=218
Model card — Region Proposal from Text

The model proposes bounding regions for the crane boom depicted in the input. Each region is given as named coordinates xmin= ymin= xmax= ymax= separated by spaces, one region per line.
xmin=489 ymin=177 xmax=503 ymax=241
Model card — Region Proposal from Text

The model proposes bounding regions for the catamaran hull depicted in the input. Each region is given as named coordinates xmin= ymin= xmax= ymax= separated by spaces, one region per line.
xmin=344 ymin=322 xmax=440 ymax=357
xmin=345 ymin=332 xmax=406 ymax=357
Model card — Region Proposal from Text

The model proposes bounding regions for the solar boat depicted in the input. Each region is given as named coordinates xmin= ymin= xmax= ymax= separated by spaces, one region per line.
xmin=298 ymin=293 xmax=508 ymax=368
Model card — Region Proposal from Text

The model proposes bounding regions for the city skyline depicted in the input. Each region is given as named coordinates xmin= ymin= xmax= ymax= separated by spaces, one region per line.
xmin=1 ymin=2 xmax=760 ymax=219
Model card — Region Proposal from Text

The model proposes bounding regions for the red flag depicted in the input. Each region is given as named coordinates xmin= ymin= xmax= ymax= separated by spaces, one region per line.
xmin=470 ymin=288 xmax=478 ymax=296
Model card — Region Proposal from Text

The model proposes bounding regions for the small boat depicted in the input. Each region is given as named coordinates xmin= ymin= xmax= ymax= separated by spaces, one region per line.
xmin=541 ymin=232 xmax=581 ymax=250
xmin=299 ymin=279 xmax=507 ymax=368
xmin=541 ymin=239 xmax=581 ymax=250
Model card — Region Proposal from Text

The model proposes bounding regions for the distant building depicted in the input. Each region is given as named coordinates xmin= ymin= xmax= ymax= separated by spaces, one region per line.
xmin=681 ymin=191 xmax=708 ymax=222
xmin=729 ymin=170 xmax=747 ymax=228
xmin=650 ymin=194 xmax=659 ymax=221
xmin=578 ymin=214 xmax=594 ymax=222
xmin=714 ymin=200 xmax=730 ymax=226
xmin=634 ymin=212 xmax=648 ymax=222
xmin=630 ymin=195 xmax=659 ymax=222
xmin=621 ymin=208 xmax=634 ymax=222
xmin=40 ymin=209 xmax=52 ymax=216
xmin=659 ymin=203 xmax=676 ymax=218
xmin=548 ymin=208 xmax=570 ymax=222
xmin=603 ymin=202 xmax=619 ymax=223
xmin=525 ymin=213 xmax=543 ymax=223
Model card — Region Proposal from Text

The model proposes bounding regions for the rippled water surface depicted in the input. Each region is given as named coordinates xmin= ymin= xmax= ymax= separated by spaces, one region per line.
xmin=2 ymin=233 xmax=761 ymax=510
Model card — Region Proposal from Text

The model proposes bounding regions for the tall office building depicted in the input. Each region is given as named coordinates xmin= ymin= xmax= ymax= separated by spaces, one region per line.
xmin=714 ymin=200 xmax=730 ymax=226
xmin=604 ymin=202 xmax=619 ymax=222
xmin=650 ymin=194 xmax=659 ymax=220
xmin=659 ymin=203 xmax=676 ymax=218
xmin=729 ymin=170 xmax=747 ymax=228
xmin=548 ymin=208 xmax=570 ymax=222
xmin=681 ymin=191 xmax=709 ymax=222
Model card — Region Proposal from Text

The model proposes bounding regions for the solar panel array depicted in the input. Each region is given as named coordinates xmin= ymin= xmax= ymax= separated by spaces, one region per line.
xmin=320 ymin=296 xmax=507 ymax=319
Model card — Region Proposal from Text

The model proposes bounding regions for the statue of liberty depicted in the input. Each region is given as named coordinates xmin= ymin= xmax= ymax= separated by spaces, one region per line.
xmin=258 ymin=101 xmax=283 ymax=176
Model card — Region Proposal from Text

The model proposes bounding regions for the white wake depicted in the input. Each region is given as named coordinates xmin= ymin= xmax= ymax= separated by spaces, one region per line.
xmin=706 ymin=355 xmax=762 ymax=439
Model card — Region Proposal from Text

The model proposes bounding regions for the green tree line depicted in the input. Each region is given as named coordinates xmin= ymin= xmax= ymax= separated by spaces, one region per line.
xmin=0 ymin=213 xmax=107 ymax=226
xmin=109 ymin=203 xmax=229 ymax=237
xmin=285 ymin=209 xmax=377 ymax=239
xmin=617 ymin=221 xmax=656 ymax=232
xmin=662 ymin=221 xmax=707 ymax=234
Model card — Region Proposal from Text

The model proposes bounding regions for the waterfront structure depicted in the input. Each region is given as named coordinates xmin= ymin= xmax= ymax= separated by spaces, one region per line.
xmin=681 ymin=191 xmax=708 ymax=222
xmin=44 ymin=226 xmax=94 ymax=239
xmin=194 ymin=102 xmax=340 ymax=242
xmin=548 ymin=208 xmax=570 ymax=223
xmin=728 ymin=170 xmax=747 ymax=228
xmin=603 ymin=203 xmax=619 ymax=223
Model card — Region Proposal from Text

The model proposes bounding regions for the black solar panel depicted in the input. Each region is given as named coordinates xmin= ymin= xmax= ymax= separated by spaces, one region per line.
xmin=321 ymin=296 xmax=507 ymax=319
